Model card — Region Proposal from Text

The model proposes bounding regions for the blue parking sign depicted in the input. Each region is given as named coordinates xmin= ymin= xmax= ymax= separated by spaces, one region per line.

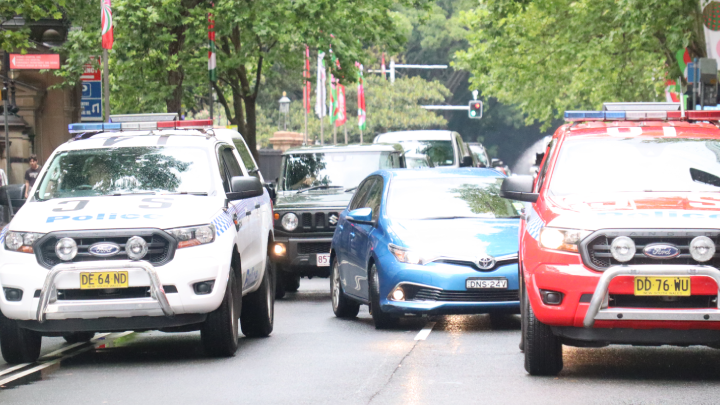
xmin=80 ymin=80 xmax=102 ymax=122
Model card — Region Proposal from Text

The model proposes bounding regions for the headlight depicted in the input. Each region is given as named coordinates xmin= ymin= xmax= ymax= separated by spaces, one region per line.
xmin=281 ymin=213 xmax=299 ymax=231
xmin=5 ymin=231 xmax=44 ymax=253
xmin=610 ymin=236 xmax=636 ymax=262
xmin=55 ymin=238 xmax=78 ymax=261
xmin=690 ymin=236 xmax=715 ymax=262
xmin=538 ymin=227 xmax=591 ymax=253
xmin=388 ymin=244 xmax=425 ymax=265
xmin=166 ymin=224 xmax=216 ymax=249
xmin=126 ymin=236 xmax=148 ymax=260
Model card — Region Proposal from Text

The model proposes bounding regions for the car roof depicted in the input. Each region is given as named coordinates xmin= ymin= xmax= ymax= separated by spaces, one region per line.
xmin=57 ymin=130 xmax=223 ymax=152
xmin=374 ymin=130 xmax=454 ymax=142
xmin=283 ymin=143 xmax=403 ymax=154
xmin=564 ymin=121 xmax=720 ymax=139
xmin=374 ymin=167 xmax=504 ymax=180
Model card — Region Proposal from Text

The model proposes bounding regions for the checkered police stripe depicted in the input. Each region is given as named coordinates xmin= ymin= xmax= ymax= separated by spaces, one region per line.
xmin=211 ymin=190 xmax=272 ymax=236
xmin=525 ymin=205 xmax=544 ymax=240
xmin=0 ymin=225 xmax=8 ymax=245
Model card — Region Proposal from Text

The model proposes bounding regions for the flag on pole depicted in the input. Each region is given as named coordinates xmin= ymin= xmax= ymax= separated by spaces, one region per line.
xmin=304 ymin=46 xmax=311 ymax=113
xmin=315 ymin=51 xmax=327 ymax=118
xmin=381 ymin=53 xmax=386 ymax=79
xmin=702 ymin=1 xmax=720 ymax=61
xmin=208 ymin=9 xmax=217 ymax=82
xmin=665 ymin=80 xmax=681 ymax=102
xmin=101 ymin=0 xmax=114 ymax=50
xmin=330 ymin=52 xmax=346 ymax=126
xmin=329 ymin=50 xmax=337 ymax=124
xmin=357 ymin=63 xmax=366 ymax=131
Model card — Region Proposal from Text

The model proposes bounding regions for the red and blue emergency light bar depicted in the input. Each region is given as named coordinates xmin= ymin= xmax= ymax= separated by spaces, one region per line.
xmin=68 ymin=113 xmax=213 ymax=133
xmin=564 ymin=102 xmax=720 ymax=122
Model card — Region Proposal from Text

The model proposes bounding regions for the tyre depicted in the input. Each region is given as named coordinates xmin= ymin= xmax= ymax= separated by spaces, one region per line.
xmin=275 ymin=266 xmax=287 ymax=299
xmin=284 ymin=273 xmax=301 ymax=293
xmin=519 ymin=274 xmax=526 ymax=351
xmin=331 ymin=257 xmax=360 ymax=318
xmin=369 ymin=263 xmax=399 ymax=329
xmin=0 ymin=314 xmax=42 ymax=364
xmin=63 ymin=332 xmax=95 ymax=344
xmin=201 ymin=272 xmax=240 ymax=357
xmin=523 ymin=283 xmax=563 ymax=376
xmin=241 ymin=255 xmax=275 ymax=338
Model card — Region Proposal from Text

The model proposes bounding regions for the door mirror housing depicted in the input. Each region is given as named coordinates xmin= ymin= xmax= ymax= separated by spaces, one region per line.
xmin=347 ymin=207 xmax=374 ymax=225
xmin=500 ymin=175 xmax=539 ymax=203
xmin=227 ymin=176 xmax=264 ymax=201
xmin=459 ymin=155 xmax=474 ymax=167
xmin=264 ymin=182 xmax=276 ymax=202
xmin=491 ymin=158 xmax=505 ymax=168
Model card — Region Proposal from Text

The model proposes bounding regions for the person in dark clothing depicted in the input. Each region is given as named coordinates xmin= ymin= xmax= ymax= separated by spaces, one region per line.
xmin=24 ymin=155 xmax=41 ymax=198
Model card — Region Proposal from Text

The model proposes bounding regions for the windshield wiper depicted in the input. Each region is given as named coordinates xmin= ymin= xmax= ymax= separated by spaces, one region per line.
xmin=296 ymin=185 xmax=343 ymax=194
xmin=162 ymin=191 xmax=208 ymax=196
xmin=422 ymin=216 xmax=492 ymax=220
xmin=109 ymin=191 xmax=157 ymax=196
xmin=345 ymin=186 xmax=358 ymax=193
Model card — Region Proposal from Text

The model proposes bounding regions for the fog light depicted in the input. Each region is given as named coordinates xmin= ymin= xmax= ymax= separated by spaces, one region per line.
xmin=55 ymin=238 xmax=78 ymax=261
xmin=3 ymin=288 xmax=23 ymax=302
xmin=610 ymin=236 xmax=636 ymax=262
xmin=391 ymin=287 xmax=405 ymax=301
xmin=193 ymin=281 xmax=215 ymax=295
xmin=540 ymin=289 xmax=563 ymax=305
xmin=274 ymin=243 xmax=287 ymax=256
xmin=126 ymin=236 xmax=148 ymax=260
xmin=690 ymin=236 xmax=715 ymax=262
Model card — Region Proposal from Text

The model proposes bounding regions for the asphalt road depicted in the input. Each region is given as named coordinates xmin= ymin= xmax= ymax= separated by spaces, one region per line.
xmin=2 ymin=278 xmax=720 ymax=404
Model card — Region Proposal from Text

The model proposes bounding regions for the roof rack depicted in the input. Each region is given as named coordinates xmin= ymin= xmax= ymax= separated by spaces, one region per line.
xmin=564 ymin=102 xmax=720 ymax=122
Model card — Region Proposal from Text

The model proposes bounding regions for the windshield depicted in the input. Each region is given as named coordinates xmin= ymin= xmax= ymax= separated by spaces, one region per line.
xmin=398 ymin=140 xmax=455 ymax=166
xmin=36 ymin=146 xmax=212 ymax=200
xmin=550 ymin=137 xmax=720 ymax=195
xmin=469 ymin=145 xmax=488 ymax=166
xmin=282 ymin=151 xmax=395 ymax=191
xmin=387 ymin=177 xmax=521 ymax=220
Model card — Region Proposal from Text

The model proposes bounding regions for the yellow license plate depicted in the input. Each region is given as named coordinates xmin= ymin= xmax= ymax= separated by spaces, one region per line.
xmin=80 ymin=271 xmax=129 ymax=290
xmin=634 ymin=277 xmax=690 ymax=296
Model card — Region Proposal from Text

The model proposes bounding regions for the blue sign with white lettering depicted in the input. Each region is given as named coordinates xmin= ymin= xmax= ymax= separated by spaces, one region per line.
xmin=80 ymin=80 xmax=102 ymax=122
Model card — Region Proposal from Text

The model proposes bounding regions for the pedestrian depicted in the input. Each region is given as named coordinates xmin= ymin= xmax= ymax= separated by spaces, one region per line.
xmin=24 ymin=154 xmax=41 ymax=198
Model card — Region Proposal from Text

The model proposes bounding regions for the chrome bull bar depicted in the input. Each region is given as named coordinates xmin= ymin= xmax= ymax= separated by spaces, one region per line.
xmin=583 ymin=265 xmax=720 ymax=328
xmin=37 ymin=260 xmax=174 ymax=323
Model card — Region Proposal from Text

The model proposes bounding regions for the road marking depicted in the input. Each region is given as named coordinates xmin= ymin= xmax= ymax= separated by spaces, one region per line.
xmin=414 ymin=322 xmax=436 ymax=341
xmin=0 ymin=363 xmax=30 ymax=378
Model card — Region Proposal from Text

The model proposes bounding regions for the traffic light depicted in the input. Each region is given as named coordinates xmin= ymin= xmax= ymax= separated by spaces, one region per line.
xmin=468 ymin=100 xmax=483 ymax=119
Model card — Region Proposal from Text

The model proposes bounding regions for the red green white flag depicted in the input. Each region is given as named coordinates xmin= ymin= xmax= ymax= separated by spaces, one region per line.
xmin=101 ymin=0 xmax=114 ymax=50
xmin=357 ymin=63 xmax=366 ymax=130
xmin=208 ymin=10 xmax=217 ymax=82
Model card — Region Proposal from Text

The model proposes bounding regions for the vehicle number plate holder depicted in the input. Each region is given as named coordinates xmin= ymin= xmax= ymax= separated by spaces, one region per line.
xmin=466 ymin=278 xmax=507 ymax=290
xmin=316 ymin=253 xmax=330 ymax=267
xmin=80 ymin=271 xmax=129 ymax=290
xmin=634 ymin=276 xmax=690 ymax=296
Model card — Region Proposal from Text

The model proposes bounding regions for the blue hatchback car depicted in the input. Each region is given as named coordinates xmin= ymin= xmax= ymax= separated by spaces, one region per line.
xmin=329 ymin=168 xmax=521 ymax=328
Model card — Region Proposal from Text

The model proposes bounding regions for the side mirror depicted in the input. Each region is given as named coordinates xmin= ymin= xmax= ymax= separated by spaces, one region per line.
xmin=499 ymin=175 xmax=539 ymax=203
xmin=227 ymin=176 xmax=264 ymax=201
xmin=346 ymin=207 xmax=374 ymax=225
xmin=459 ymin=155 xmax=474 ymax=167
xmin=264 ymin=182 xmax=276 ymax=202
xmin=491 ymin=158 xmax=504 ymax=168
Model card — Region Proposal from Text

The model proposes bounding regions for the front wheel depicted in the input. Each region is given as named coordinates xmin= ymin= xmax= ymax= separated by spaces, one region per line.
xmin=241 ymin=255 xmax=275 ymax=338
xmin=369 ymin=264 xmax=399 ymax=329
xmin=523 ymin=283 xmax=563 ymax=376
xmin=0 ymin=314 xmax=42 ymax=364
xmin=331 ymin=257 xmax=360 ymax=318
xmin=201 ymin=272 xmax=240 ymax=357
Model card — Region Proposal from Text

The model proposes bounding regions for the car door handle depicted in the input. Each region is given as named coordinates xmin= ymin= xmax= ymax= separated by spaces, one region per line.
xmin=246 ymin=210 xmax=252 ymax=216
xmin=350 ymin=231 xmax=356 ymax=239
xmin=255 ymin=203 xmax=260 ymax=209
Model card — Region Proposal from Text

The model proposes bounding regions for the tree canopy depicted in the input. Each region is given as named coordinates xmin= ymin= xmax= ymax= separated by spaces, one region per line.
xmin=456 ymin=0 xmax=706 ymax=130
xmin=1 ymin=0 xmax=65 ymax=52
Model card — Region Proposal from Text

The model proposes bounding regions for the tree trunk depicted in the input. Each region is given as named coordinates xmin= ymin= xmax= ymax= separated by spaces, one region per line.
xmin=244 ymin=98 xmax=259 ymax=162
xmin=166 ymin=24 xmax=186 ymax=114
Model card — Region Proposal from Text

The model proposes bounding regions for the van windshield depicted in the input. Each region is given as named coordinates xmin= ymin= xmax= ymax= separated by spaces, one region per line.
xmin=282 ymin=151 xmax=395 ymax=191
xmin=35 ymin=146 xmax=212 ymax=200
xmin=396 ymin=140 xmax=454 ymax=166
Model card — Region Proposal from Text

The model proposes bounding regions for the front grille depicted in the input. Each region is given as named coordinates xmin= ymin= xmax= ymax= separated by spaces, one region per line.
xmin=35 ymin=229 xmax=177 ymax=269
xmin=297 ymin=242 xmax=331 ymax=254
xmin=58 ymin=287 xmax=151 ymax=300
xmin=412 ymin=288 xmax=519 ymax=302
xmin=609 ymin=294 xmax=717 ymax=309
xmin=284 ymin=210 xmax=339 ymax=233
xmin=581 ymin=230 xmax=720 ymax=271
xmin=435 ymin=257 xmax=519 ymax=272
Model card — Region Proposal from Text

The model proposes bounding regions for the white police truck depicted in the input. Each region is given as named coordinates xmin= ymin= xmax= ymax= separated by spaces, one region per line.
xmin=0 ymin=114 xmax=275 ymax=363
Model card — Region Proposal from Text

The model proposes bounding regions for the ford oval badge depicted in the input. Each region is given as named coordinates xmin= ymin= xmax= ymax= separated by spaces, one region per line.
xmin=642 ymin=243 xmax=680 ymax=259
xmin=88 ymin=242 xmax=121 ymax=257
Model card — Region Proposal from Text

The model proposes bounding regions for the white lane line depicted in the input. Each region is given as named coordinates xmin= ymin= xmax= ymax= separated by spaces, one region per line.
xmin=414 ymin=322 xmax=436 ymax=341
xmin=0 ymin=363 xmax=31 ymax=378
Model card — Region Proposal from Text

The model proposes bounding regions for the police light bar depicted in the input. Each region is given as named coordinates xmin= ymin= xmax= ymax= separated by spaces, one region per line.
xmin=564 ymin=110 xmax=720 ymax=122
xmin=68 ymin=119 xmax=213 ymax=133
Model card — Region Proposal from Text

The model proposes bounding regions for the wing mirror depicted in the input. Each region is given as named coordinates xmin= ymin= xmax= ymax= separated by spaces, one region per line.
xmin=227 ymin=176 xmax=264 ymax=201
xmin=459 ymin=155 xmax=474 ymax=167
xmin=264 ymin=182 xmax=276 ymax=202
xmin=491 ymin=158 xmax=505 ymax=168
xmin=499 ymin=175 xmax=538 ymax=203
xmin=347 ymin=207 xmax=374 ymax=225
